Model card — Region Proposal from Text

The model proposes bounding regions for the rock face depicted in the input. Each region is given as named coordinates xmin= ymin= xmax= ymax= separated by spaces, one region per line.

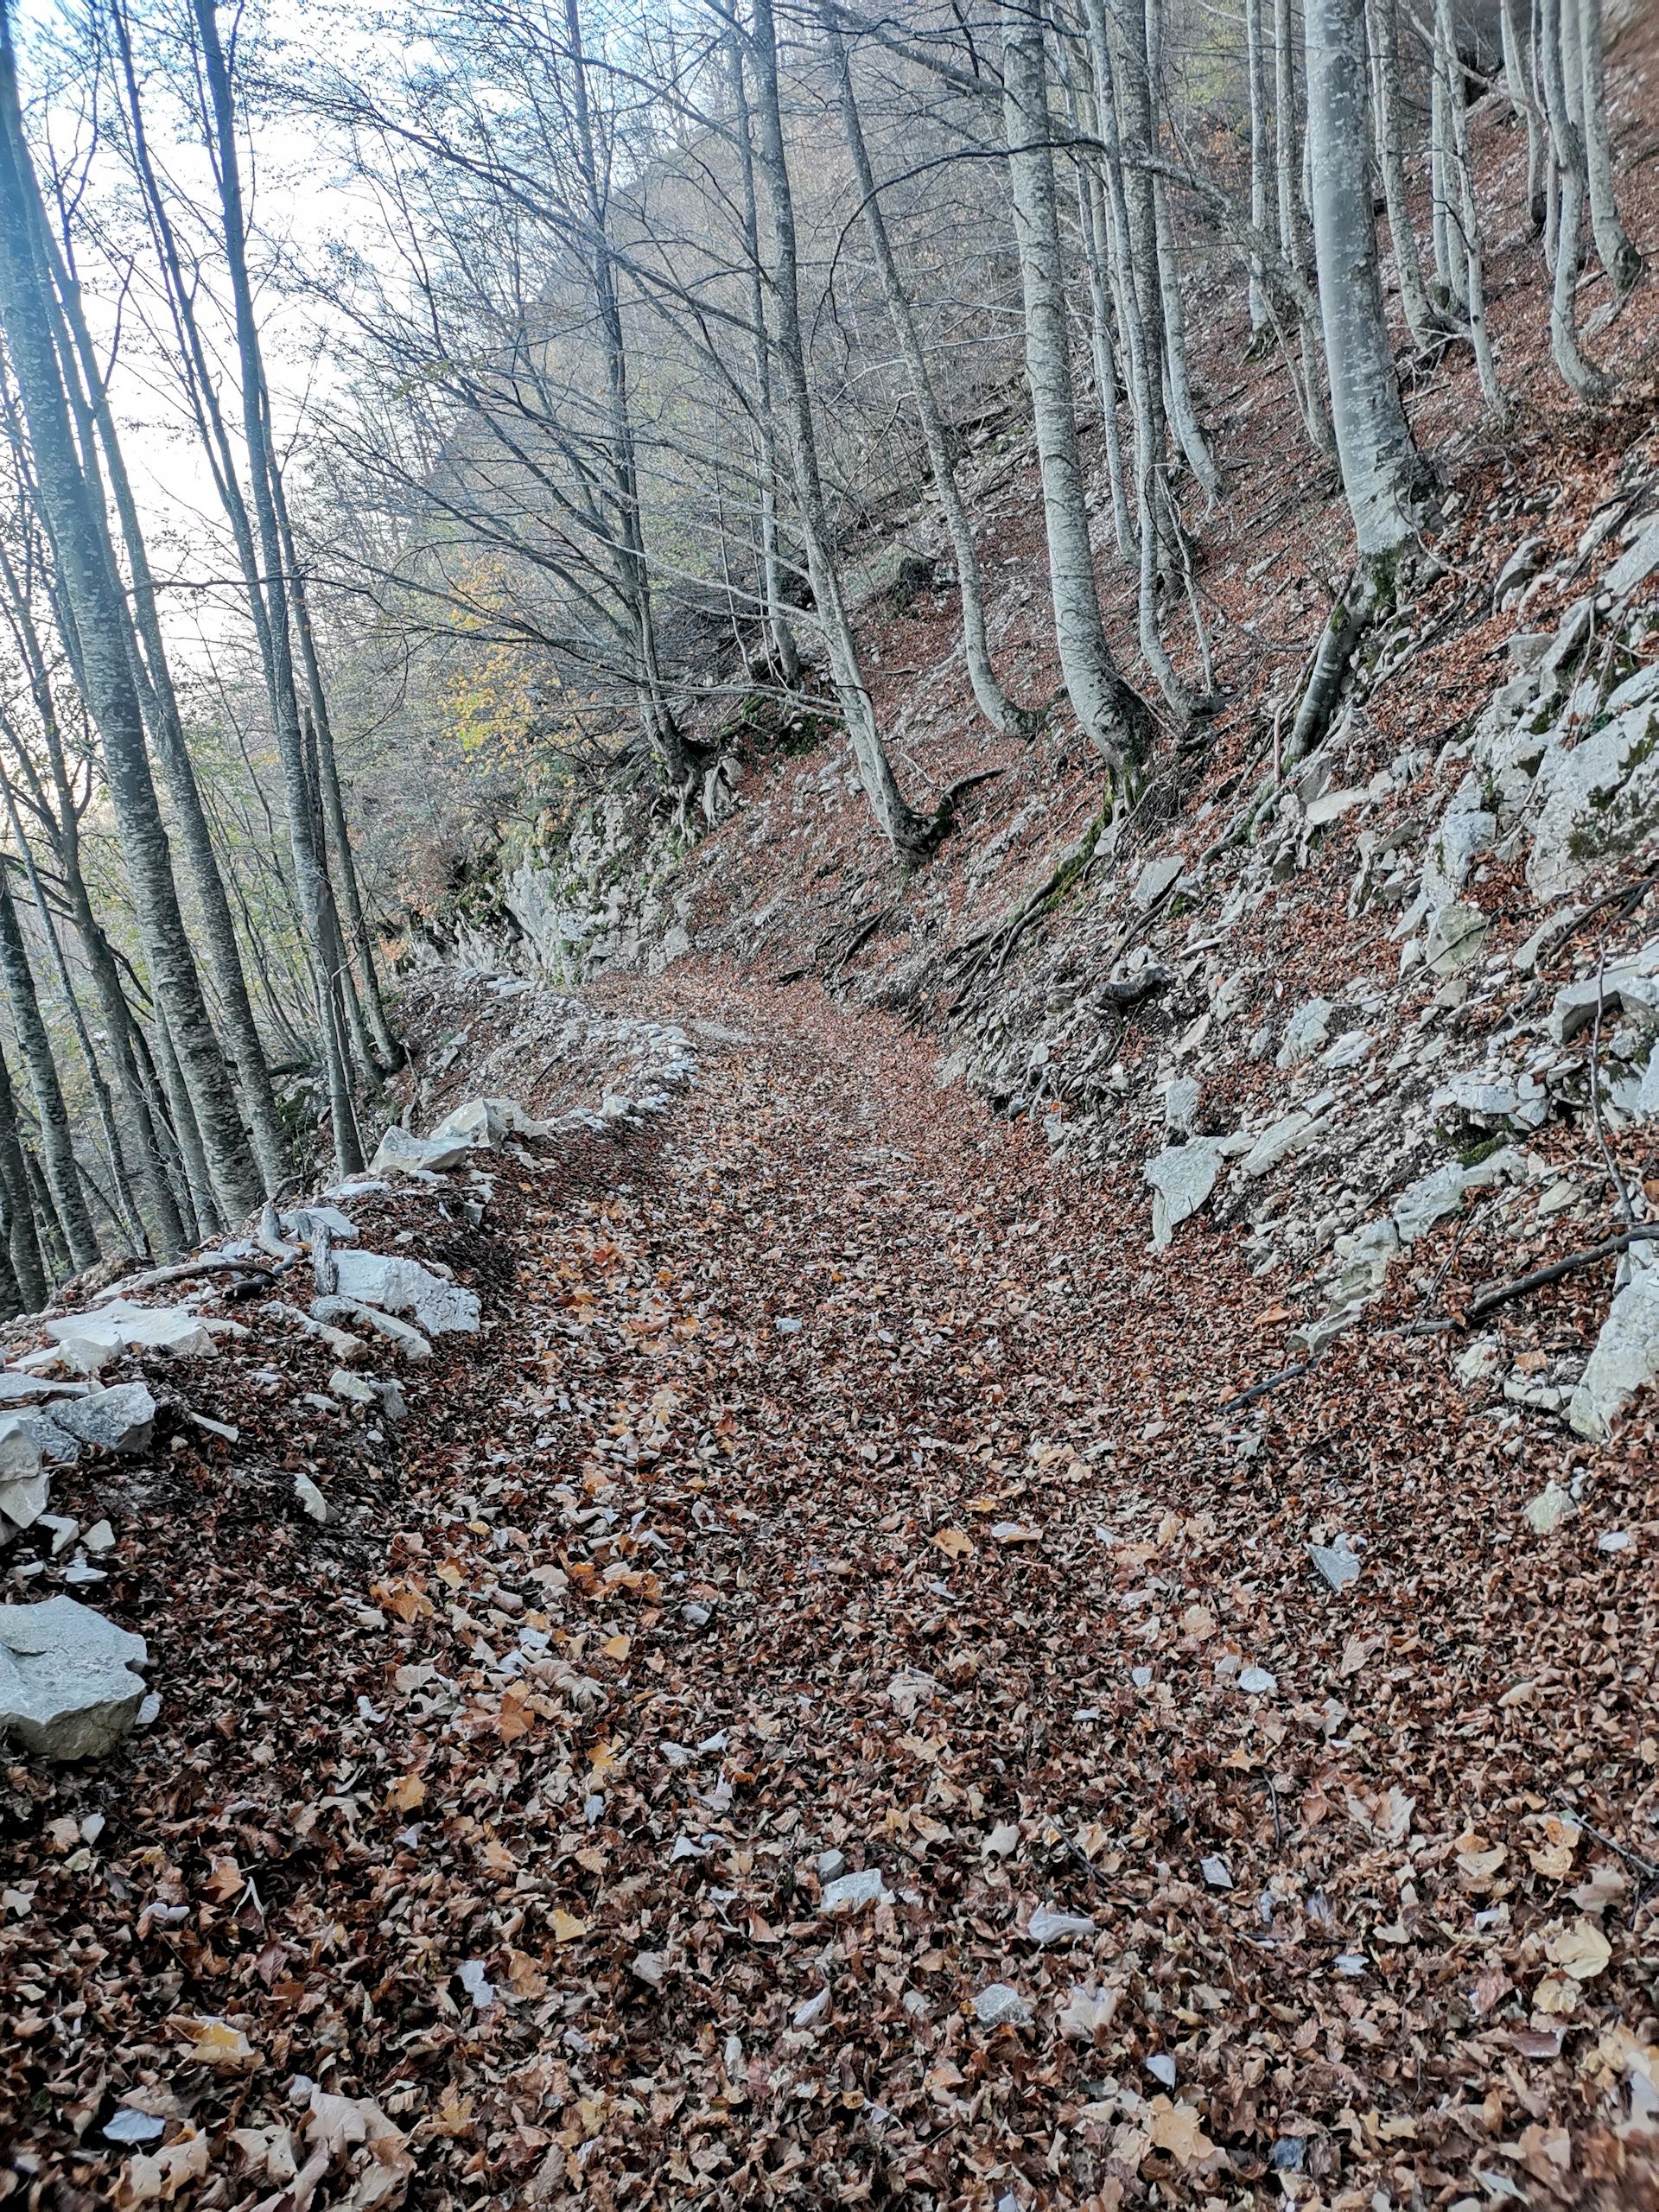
xmin=332 ymin=1251 xmax=481 ymax=1335
xmin=1569 ymin=1250 xmax=1659 ymax=1440
xmin=53 ymin=1382 xmax=157 ymax=1456
xmin=0 ymin=1596 xmax=149 ymax=1760
xmin=1529 ymin=680 xmax=1659 ymax=900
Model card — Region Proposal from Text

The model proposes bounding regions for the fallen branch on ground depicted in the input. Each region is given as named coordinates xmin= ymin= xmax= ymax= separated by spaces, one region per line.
xmin=1461 ymin=1224 xmax=1659 ymax=1325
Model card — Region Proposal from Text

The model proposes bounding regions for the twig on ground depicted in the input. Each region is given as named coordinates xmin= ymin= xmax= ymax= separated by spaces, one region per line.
xmin=1462 ymin=1224 xmax=1659 ymax=1324
xmin=1217 ymin=1360 xmax=1311 ymax=1412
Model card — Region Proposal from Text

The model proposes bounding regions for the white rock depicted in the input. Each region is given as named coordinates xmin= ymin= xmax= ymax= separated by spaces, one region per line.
xmin=1568 ymin=1249 xmax=1659 ymax=1440
xmin=1146 ymin=1139 xmax=1225 ymax=1250
xmin=52 ymin=1382 xmax=157 ymax=1456
xmin=332 ymin=1251 xmax=480 ymax=1336
xmin=48 ymin=1300 xmax=218 ymax=1370
xmin=0 ymin=1372 xmax=87 ymax=1405
xmin=972 ymin=1982 xmax=1033 ymax=2027
xmin=1132 ymin=855 xmax=1184 ymax=911
xmin=293 ymin=1472 xmax=329 ymax=1522
xmin=1027 ymin=1906 xmax=1096 ymax=1944
xmin=429 ymin=1096 xmax=555 ymax=1148
xmin=0 ymin=1596 xmax=149 ymax=1759
xmin=1455 ymin=1337 xmax=1504 ymax=1386
xmin=1162 ymin=1076 xmax=1201 ymax=1135
xmin=0 ymin=1414 xmax=44 ymax=1480
xmin=1308 ymin=1539 xmax=1361 ymax=1591
xmin=1276 ymin=998 xmax=1332 ymax=1068
xmin=1393 ymin=1149 xmax=1521 ymax=1243
xmin=329 ymin=1368 xmax=379 ymax=1407
xmin=1426 ymin=901 xmax=1489 ymax=975
xmin=312 ymin=1295 xmax=433 ymax=1359
xmin=820 ymin=1867 xmax=889 ymax=1912
xmin=1605 ymin=516 xmax=1659 ymax=600
xmin=1530 ymin=699 xmax=1659 ymax=900
xmin=1548 ymin=946 xmax=1659 ymax=1045
xmin=1523 ymin=1480 xmax=1575 ymax=1534
xmin=369 ymin=1125 xmax=476 ymax=1178
xmin=1237 ymin=1666 xmax=1278 ymax=1694
xmin=83 ymin=1520 xmax=115 ymax=1555
xmin=1305 ymin=787 xmax=1367 ymax=830
xmin=1241 ymin=1109 xmax=1323 ymax=1179
xmin=0 ymin=1471 xmax=49 ymax=1538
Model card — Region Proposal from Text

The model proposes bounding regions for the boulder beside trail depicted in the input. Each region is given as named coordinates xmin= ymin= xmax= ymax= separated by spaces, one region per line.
xmin=0 ymin=1596 xmax=149 ymax=1760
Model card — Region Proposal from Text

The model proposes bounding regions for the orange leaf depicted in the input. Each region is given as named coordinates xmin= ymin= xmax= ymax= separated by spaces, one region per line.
xmin=933 ymin=1528 xmax=974 ymax=1559
xmin=388 ymin=1771 xmax=426 ymax=1811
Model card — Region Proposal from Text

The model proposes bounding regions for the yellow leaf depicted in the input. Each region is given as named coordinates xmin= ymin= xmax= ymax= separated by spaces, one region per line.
xmin=388 ymin=1771 xmax=425 ymax=1811
xmin=550 ymin=1910 xmax=589 ymax=1942
xmin=1545 ymin=1918 xmax=1611 ymax=1982
xmin=496 ymin=1688 xmax=535 ymax=1744
xmin=588 ymin=1739 xmax=620 ymax=1778
xmin=601 ymin=1635 xmax=632 ymax=1661
xmin=182 ymin=2017 xmax=259 ymax=2072
xmin=1146 ymin=2095 xmax=1215 ymax=2166
xmin=934 ymin=1528 xmax=974 ymax=1559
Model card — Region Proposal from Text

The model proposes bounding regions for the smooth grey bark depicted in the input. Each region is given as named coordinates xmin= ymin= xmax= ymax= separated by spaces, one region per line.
xmin=1273 ymin=0 xmax=1337 ymax=450
xmin=1001 ymin=0 xmax=1152 ymax=772
xmin=1152 ymin=180 xmax=1221 ymax=498
xmin=0 ymin=37 xmax=263 ymax=1224
xmin=191 ymin=0 xmax=362 ymax=1176
xmin=0 ymin=864 xmax=97 ymax=1270
xmin=0 ymin=767 xmax=147 ymax=1253
xmin=0 ymin=541 xmax=186 ymax=1254
xmin=35 ymin=194 xmax=291 ymax=1198
xmin=1435 ymin=0 xmax=1504 ymax=410
xmin=0 ymin=1038 xmax=44 ymax=1308
xmin=1366 ymin=0 xmax=1441 ymax=347
xmin=1428 ymin=36 xmax=1466 ymax=308
xmin=1246 ymin=0 xmax=1276 ymax=337
xmin=726 ymin=29 xmax=801 ymax=688
xmin=1573 ymin=0 xmax=1640 ymax=292
xmin=1072 ymin=137 xmax=1135 ymax=563
xmin=1537 ymin=0 xmax=1605 ymax=395
xmin=1294 ymin=0 xmax=1429 ymax=756
xmin=825 ymin=13 xmax=1027 ymax=737
xmin=747 ymin=0 xmax=932 ymax=851
xmin=151 ymin=1007 xmax=221 ymax=1241
xmin=1499 ymin=0 xmax=1547 ymax=227
xmin=561 ymin=0 xmax=690 ymax=791
xmin=268 ymin=459 xmax=399 ymax=1068
xmin=1078 ymin=1 xmax=1190 ymax=715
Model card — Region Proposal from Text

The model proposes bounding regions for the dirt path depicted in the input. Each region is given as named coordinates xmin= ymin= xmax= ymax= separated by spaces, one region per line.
xmin=6 ymin=974 xmax=1656 ymax=2210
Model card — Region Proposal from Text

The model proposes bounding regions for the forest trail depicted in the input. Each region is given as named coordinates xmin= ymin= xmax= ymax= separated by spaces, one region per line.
xmin=9 ymin=969 xmax=1658 ymax=2210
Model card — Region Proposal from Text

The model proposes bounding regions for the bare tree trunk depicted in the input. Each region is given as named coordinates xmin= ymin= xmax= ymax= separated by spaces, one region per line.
xmin=269 ymin=462 xmax=400 ymax=1068
xmin=1153 ymin=179 xmax=1222 ymax=498
xmin=1071 ymin=139 xmax=1135 ymax=562
xmin=151 ymin=1008 xmax=222 ymax=1242
xmin=0 ymin=36 xmax=264 ymax=1225
xmin=1367 ymin=0 xmax=1442 ymax=346
xmin=1537 ymin=0 xmax=1605 ymax=395
xmin=191 ymin=0 xmax=362 ymax=1176
xmin=1001 ymin=0 xmax=1153 ymax=774
xmin=1079 ymin=0 xmax=1191 ymax=717
xmin=29 ymin=153 xmax=291 ymax=1197
xmin=0 ymin=1022 xmax=49 ymax=1309
xmin=0 ymin=772 xmax=149 ymax=1253
xmin=1428 ymin=38 xmax=1467 ymax=308
xmin=825 ymin=12 xmax=1027 ymax=737
xmin=1436 ymin=0 xmax=1505 ymax=411
xmin=746 ymin=0 xmax=932 ymax=852
xmin=1274 ymin=0 xmax=1337 ymax=450
xmin=726 ymin=29 xmax=802 ymax=689
xmin=1294 ymin=0 xmax=1431 ymax=757
xmin=1500 ymin=0 xmax=1548 ymax=230
xmin=1573 ymin=0 xmax=1641 ymax=292
xmin=1246 ymin=0 xmax=1277 ymax=341
xmin=0 ymin=864 xmax=97 ymax=1271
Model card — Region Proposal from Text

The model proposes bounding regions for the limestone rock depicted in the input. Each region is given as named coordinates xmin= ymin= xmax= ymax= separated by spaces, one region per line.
xmin=1276 ymin=998 xmax=1332 ymax=1068
xmin=1568 ymin=1250 xmax=1659 ymax=1440
xmin=1605 ymin=516 xmax=1659 ymax=601
xmin=1548 ymin=946 xmax=1659 ymax=1044
xmin=368 ymin=1125 xmax=474 ymax=1179
xmin=0 ymin=1470 xmax=49 ymax=1537
xmin=330 ymin=1368 xmax=378 ymax=1407
xmin=1392 ymin=1149 xmax=1521 ymax=1243
xmin=1493 ymin=536 xmax=1545 ymax=608
xmin=1425 ymin=901 xmax=1489 ymax=975
xmin=48 ymin=1300 xmax=218 ymax=1371
xmin=0 ymin=1596 xmax=149 ymax=1760
xmin=52 ymin=1382 xmax=157 ymax=1456
xmin=1146 ymin=1139 xmax=1226 ymax=1250
xmin=331 ymin=1251 xmax=480 ymax=1335
xmin=1529 ymin=692 xmax=1659 ymax=900
xmin=0 ymin=1412 xmax=43 ymax=1478
xmin=429 ymin=1096 xmax=556 ymax=1148
xmin=313 ymin=1295 xmax=433 ymax=1360
xmin=1241 ymin=1109 xmax=1329 ymax=1179
xmin=1132 ymin=856 xmax=1184 ymax=911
